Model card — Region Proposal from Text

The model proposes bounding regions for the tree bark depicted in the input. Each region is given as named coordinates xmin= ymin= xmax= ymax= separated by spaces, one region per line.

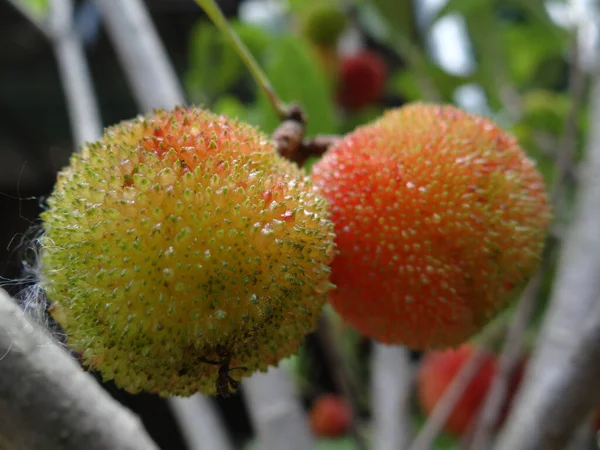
xmin=0 ymin=290 xmax=159 ymax=450
xmin=371 ymin=344 xmax=415 ymax=450
xmin=493 ymin=75 xmax=600 ymax=450
xmin=93 ymin=0 xmax=186 ymax=110
xmin=243 ymin=366 xmax=314 ymax=450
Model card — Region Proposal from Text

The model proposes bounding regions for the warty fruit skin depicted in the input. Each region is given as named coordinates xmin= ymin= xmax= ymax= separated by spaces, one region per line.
xmin=311 ymin=103 xmax=550 ymax=349
xmin=39 ymin=106 xmax=336 ymax=397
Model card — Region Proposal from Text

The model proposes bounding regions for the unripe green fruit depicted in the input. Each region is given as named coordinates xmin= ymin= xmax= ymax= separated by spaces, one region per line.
xmin=300 ymin=4 xmax=347 ymax=47
xmin=39 ymin=106 xmax=336 ymax=397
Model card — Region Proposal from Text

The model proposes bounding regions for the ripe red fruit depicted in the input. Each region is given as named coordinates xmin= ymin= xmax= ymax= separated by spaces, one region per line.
xmin=309 ymin=394 xmax=352 ymax=437
xmin=417 ymin=344 xmax=525 ymax=436
xmin=311 ymin=103 xmax=550 ymax=349
xmin=337 ymin=50 xmax=387 ymax=111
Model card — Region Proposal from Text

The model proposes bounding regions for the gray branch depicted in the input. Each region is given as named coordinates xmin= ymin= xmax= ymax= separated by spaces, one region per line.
xmin=49 ymin=0 xmax=103 ymax=147
xmin=168 ymin=396 xmax=235 ymax=450
xmin=7 ymin=0 xmax=103 ymax=147
xmin=468 ymin=269 xmax=543 ymax=449
xmin=0 ymin=289 xmax=159 ymax=450
xmin=371 ymin=344 xmax=415 ymax=450
xmin=243 ymin=367 xmax=314 ymax=450
xmin=493 ymin=74 xmax=600 ymax=450
xmin=93 ymin=0 xmax=186 ymax=110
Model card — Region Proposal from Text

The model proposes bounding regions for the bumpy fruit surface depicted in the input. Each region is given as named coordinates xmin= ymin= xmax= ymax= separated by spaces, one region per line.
xmin=312 ymin=103 xmax=550 ymax=349
xmin=337 ymin=50 xmax=387 ymax=111
xmin=309 ymin=394 xmax=352 ymax=437
xmin=39 ymin=106 xmax=336 ymax=396
xmin=417 ymin=344 xmax=525 ymax=436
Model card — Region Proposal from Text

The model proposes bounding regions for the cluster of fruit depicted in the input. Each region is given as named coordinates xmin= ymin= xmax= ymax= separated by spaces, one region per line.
xmin=309 ymin=343 xmax=527 ymax=440
xmin=37 ymin=99 xmax=550 ymax=397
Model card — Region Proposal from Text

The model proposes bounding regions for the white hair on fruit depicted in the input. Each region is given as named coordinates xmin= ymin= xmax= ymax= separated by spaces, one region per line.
xmin=1 ymin=224 xmax=68 ymax=348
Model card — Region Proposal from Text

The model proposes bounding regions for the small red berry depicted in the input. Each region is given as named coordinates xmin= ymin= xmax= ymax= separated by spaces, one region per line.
xmin=337 ymin=50 xmax=387 ymax=111
xmin=309 ymin=394 xmax=352 ymax=437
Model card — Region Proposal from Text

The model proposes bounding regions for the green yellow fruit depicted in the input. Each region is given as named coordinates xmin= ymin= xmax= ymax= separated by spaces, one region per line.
xmin=39 ymin=106 xmax=336 ymax=396
xmin=300 ymin=3 xmax=347 ymax=47
xmin=312 ymin=102 xmax=551 ymax=349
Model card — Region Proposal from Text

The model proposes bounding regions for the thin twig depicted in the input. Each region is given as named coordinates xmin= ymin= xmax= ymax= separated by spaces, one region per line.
xmin=316 ymin=315 xmax=369 ymax=450
xmin=467 ymin=270 xmax=543 ymax=449
xmin=8 ymin=0 xmax=103 ymax=148
xmin=371 ymin=343 xmax=416 ymax=450
xmin=493 ymin=72 xmax=600 ymax=450
xmin=0 ymin=290 xmax=160 ymax=450
xmin=49 ymin=0 xmax=103 ymax=148
xmin=93 ymin=0 xmax=186 ymax=110
xmin=410 ymin=351 xmax=489 ymax=450
xmin=242 ymin=366 xmax=315 ymax=450
xmin=550 ymin=37 xmax=588 ymax=208
xmin=193 ymin=0 xmax=290 ymax=119
xmin=407 ymin=319 xmax=508 ymax=450
xmin=168 ymin=395 xmax=234 ymax=450
xmin=468 ymin=35 xmax=587 ymax=450
xmin=478 ymin=5 xmax=523 ymax=122
xmin=271 ymin=105 xmax=340 ymax=166
xmin=272 ymin=104 xmax=307 ymax=162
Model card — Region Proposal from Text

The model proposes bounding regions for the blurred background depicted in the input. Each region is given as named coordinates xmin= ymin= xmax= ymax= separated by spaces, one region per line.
xmin=0 ymin=0 xmax=589 ymax=449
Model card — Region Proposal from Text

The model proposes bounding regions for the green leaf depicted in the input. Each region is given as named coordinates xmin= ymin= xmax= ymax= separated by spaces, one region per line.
xmin=211 ymin=95 xmax=251 ymax=121
xmin=17 ymin=0 xmax=49 ymax=19
xmin=185 ymin=22 xmax=240 ymax=102
xmin=256 ymin=36 xmax=338 ymax=136
xmin=367 ymin=0 xmax=417 ymax=40
xmin=389 ymin=64 xmax=473 ymax=105
xmin=501 ymin=22 xmax=568 ymax=87
xmin=231 ymin=21 xmax=272 ymax=62
xmin=433 ymin=0 xmax=487 ymax=21
xmin=185 ymin=21 xmax=270 ymax=104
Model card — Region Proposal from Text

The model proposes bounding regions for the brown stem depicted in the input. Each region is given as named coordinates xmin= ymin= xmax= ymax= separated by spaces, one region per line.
xmin=271 ymin=106 xmax=361 ymax=448
xmin=271 ymin=104 xmax=340 ymax=167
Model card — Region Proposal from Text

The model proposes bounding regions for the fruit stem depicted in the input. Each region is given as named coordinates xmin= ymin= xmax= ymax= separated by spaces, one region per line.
xmin=193 ymin=0 xmax=290 ymax=119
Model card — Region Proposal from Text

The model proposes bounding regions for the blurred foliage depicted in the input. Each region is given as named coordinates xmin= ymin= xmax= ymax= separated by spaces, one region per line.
xmin=245 ymin=435 xmax=363 ymax=450
xmin=186 ymin=19 xmax=338 ymax=136
xmin=184 ymin=0 xmax=586 ymax=444
xmin=13 ymin=0 xmax=48 ymax=19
